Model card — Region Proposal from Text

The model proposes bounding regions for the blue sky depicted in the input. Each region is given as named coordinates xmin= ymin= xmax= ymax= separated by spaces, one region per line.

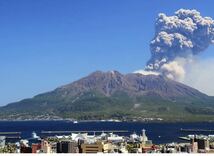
xmin=0 ymin=0 xmax=214 ymax=105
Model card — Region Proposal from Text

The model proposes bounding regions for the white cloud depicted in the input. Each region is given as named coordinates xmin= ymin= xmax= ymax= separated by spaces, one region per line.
xmin=133 ymin=70 xmax=160 ymax=76
xmin=182 ymin=58 xmax=214 ymax=96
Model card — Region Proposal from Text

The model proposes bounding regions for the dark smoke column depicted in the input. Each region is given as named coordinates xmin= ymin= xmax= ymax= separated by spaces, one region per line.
xmin=146 ymin=9 xmax=214 ymax=80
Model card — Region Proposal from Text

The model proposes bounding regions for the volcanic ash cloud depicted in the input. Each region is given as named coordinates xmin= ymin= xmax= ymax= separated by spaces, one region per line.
xmin=144 ymin=9 xmax=214 ymax=81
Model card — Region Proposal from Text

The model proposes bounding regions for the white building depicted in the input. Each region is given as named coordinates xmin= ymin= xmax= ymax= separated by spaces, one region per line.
xmin=107 ymin=133 xmax=124 ymax=142
xmin=0 ymin=136 xmax=6 ymax=148
xmin=140 ymin=129 xmax=148 ymax=143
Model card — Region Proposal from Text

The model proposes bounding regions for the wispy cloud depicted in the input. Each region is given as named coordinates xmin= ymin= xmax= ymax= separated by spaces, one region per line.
xmin=182 ymin=58 xmax=214 ymax=96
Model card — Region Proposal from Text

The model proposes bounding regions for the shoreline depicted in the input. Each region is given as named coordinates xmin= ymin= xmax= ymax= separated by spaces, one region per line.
xmin=0 ymin=119 xmax=214 ymax=123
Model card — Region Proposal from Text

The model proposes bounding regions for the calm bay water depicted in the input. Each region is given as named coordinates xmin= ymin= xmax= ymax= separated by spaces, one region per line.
xmin=0 ymin=121 xmax=214 ymax=144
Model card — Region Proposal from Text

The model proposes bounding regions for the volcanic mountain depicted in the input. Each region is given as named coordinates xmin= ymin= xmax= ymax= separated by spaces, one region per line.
xmin=1 ymin=71 xmax=214 ymax=121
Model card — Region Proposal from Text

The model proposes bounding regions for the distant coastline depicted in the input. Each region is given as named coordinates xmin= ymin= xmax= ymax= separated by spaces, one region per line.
xmin=0 ymin=118 xmax=214 ymax=123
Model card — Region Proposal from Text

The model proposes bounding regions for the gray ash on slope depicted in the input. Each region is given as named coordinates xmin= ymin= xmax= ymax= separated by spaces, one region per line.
xmin=1 ymin=71 xmax=214 ymax=121
xmin=54 ymin=70 xmax=207 ymax=99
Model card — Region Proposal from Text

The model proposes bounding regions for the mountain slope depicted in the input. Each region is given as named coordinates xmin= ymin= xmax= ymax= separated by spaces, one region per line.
xmin=1 ymin=71 xmax=214 ymax=121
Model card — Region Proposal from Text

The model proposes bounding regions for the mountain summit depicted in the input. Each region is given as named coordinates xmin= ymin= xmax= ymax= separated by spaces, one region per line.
xmin=1 ymin=71 xmax=214 ymax=121
xmin=56 ymin=71 xmax=206 ymax=99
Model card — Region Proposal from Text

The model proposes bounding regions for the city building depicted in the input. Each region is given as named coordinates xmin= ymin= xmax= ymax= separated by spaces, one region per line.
xmin=4 ymin=128 xmax=214 ymax=154
xmin=191 ymin=140 xmax=198 ymax=153
xmin=130 ymin=132 xmax=140 ymax=142
xmin=190 ymin=135 xmax=210 ymax=153
xmin=197 ymin=138 xmax=210 ymax=151
xmin=141 ymin=129 xmax=148 ymax=143
xmin=20 ymin=146 xmax=32 ymax=153
xmin=107 ymin=133 xmax=124 ymax=143
xmin=57 ymin=141 xmax=79 ymax=153
xmin=80 ymin=142 xmax=103 ymax=153
xmin=102 ymin=142 xmax=114 ymax=153
xmin=141 ymin=129 xmax=153 ymax=145
xmin=0 ymin=136 xmax=6 ymax=148
xmin=41 ymin=140 xmax=52 ymax=153
xmin=31 ymin=143 xmax=41 ymax=153
xmin=71 ymin=133 xmax=87 ymax=142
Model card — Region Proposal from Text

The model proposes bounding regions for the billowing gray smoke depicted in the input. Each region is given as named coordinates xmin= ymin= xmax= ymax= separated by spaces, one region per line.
xmin=145 ymin=9 xmax=214 ymax=80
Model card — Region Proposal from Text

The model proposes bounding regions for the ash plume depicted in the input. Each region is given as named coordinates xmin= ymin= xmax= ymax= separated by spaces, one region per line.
xmin=144 ymin=9 xmax=214 ymax=81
